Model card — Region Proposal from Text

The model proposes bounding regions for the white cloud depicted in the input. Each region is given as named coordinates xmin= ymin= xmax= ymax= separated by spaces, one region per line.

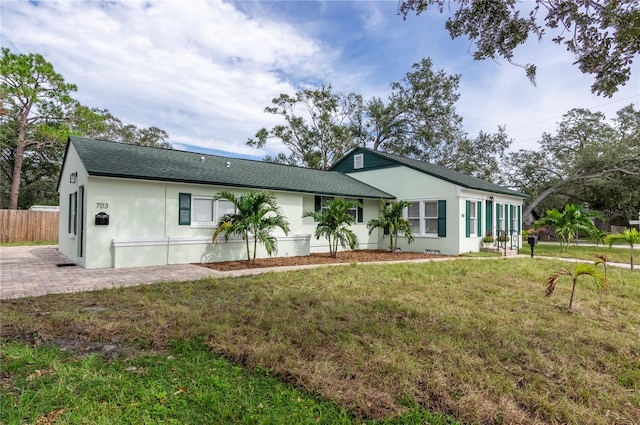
xmin=1 ymin=0 xmax=638 ymax=160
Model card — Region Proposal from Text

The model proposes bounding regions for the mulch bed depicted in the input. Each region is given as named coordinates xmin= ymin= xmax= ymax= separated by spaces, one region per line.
xmin=196 ymin=249 xmax=451 ymax=271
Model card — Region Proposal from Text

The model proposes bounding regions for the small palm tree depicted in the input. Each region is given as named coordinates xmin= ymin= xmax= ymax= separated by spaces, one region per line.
xmin=605 ymin=227 xmax=640 ymax=270
xmin=594 ymin=254 xmax=608 ymax=280
xmin=212 ymin=191 xmax=290 ymax=263
xmin=534 ymin=204 xmax=600 ymax=252
xmin=367 ymin=200 xmax=415 ymax=252
xmin=303 ymin=199 xmax=359 ymax=258
xmin=546 ymin=263 xmax=607 ymax=312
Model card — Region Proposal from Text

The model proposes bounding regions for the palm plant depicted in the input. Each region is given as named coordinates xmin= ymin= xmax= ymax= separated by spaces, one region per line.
xmin=534 ymin=204 xmax=600 ymax=252
xmin=367 ymin=200 xmax=414 ymax=252
xmin=546 ymin=263 xmax=607 ymax=312
xmin=605 ymin=227 xmax=640 ymax=270
xmin=212 ymin=191 xmax=290 ymax=263
xmin=302 ymin=199 xmax=359 ymax=258
xmin=594 ymin=254 xmax=608 ymax=280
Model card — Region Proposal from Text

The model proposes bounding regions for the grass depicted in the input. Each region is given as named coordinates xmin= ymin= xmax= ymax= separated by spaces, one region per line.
xmin=1 ymin=339 xmax=453 ymax=425
xmin=2 ymin=258 xmax=639 ymax=424
xmin=521 ymin=242 xmax=634 ymax=264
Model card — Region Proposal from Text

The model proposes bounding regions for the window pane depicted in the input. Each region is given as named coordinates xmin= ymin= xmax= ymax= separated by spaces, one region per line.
xmin=408 ymin=202 xmax=420 ymax=217
xmin=469 ymin=202 xmax=476 ymax=217
xmin=408 ymin=218 xmax=420 ymax=232
xmin=424 ymin=201 xmax=437 ymax=218
xmin=217 ymin=199 xmax=235 ymax=219
xmin=425 ymin=218 xmax=438 ymax=234
xmin=193 ymin=198 xmax=214 ymax=222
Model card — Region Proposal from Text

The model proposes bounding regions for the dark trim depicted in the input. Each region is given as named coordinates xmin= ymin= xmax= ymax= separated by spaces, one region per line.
xmin=465 ymin=200 xmax=471 ymax=238
xmin=437 ymin=200 xmax=446 ymax=237
xmin=179 ymin=193 xmax=191 ymax=225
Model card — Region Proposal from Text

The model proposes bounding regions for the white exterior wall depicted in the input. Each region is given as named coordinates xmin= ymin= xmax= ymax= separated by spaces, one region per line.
xmin=60 ymin=159 xmax=379 ymax=268
xmin=58 ymin=144 xmax=90 ymax=267
xmin=347 ymin=167 xmax=524 ymax=255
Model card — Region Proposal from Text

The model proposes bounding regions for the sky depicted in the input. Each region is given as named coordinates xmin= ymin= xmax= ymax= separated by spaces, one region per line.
xmin=2 ymin=0 xmax=639 ymax=160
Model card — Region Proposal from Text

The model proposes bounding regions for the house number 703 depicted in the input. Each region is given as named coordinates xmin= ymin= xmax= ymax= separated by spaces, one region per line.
xmin=96 ymin=202 xmax=109 ymax=209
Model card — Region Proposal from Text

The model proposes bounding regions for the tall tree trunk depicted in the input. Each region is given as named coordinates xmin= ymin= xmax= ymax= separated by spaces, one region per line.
xmin=8 ymin=121 xmax=28 ymax=209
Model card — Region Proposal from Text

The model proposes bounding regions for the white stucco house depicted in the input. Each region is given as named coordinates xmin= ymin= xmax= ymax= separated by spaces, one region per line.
xmin=57 ymin=137 xmax=526 ymax=268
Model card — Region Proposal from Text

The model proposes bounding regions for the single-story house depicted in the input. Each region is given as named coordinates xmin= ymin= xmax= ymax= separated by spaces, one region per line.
xmin=58 ymin=137 xmax=526 ymax=268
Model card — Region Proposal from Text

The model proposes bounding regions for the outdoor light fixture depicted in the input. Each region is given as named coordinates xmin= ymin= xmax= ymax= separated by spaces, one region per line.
xmin=70 ymin=172 xmax=77 ymax=183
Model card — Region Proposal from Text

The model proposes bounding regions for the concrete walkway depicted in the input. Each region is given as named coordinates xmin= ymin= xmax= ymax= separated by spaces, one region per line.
xmin=0 ymin=246 xmax=633 ymax=300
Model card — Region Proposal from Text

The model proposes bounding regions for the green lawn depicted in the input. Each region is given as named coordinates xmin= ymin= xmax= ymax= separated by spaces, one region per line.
xmin=521 ymin=242 xmax=634 ymax=265
xmin=2 ymin=258 xmax=639 ymax=424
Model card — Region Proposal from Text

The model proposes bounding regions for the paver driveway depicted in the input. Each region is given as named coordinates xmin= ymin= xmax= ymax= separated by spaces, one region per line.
xmin=0 ymin=245 xmax=222 ymax=299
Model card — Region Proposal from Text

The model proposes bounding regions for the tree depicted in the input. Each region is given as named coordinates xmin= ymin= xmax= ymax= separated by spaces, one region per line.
xmin=533 ymin=204 xmax=600 ymax=252
xmin=398 ymin=0 xmax=640 ymax=97
xmin=502 ymin=106 xmax=640 ymax=223
xmin=367 ymin=200 xmax=414 ymax=252
xmin=359 ymin=58 xmax=511 ymax=180
xmin=302 ymin=199 xmax=359 ymax=258
xmin=546 ymin=264 xmax=607 ymax=312
xmin=247 ymin=85 xmax=362 ymax=169
xmin=1 ymin=48 xmax=79 ymax=209
xmin=212 ymin=191 xmax=290 ymax=263
xmin=605 ymin=228 xmax=640 ymax=270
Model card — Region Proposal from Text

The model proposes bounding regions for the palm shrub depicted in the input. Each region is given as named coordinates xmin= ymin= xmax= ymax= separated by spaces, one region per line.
xmin=212 ymin=191 xmax=290 ymax=263
xmin=303 ymin=199 xmax=359 ymax=258
xmin=546 ymin=263 xmax=607 ymax=312
xmin=534 ymin=204 xmax=600 ymax=252
xmin=367 ymin=200 xmax=414 ymax=252
xmin=605 ymin=227 xmax=640 ymax=270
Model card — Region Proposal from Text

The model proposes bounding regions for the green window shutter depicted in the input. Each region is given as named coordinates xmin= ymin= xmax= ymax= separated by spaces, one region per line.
xmin=495 ymin=203 xmax=500 ymax=231
xmin=485 ymin=201 xmax=492 ymax=235
xmin=314 ymin=195 xmax=321 ymax=212
xmin=477 ymin=201 xmax=482 ymax=236
xmin=517 ymin=205 xmax=521 ymax=233
xmin=465 ymin=200 xmax=471 ymax=238
xmin=179 ymin=193 xmax=191 ymax=225
xmin=357 ymin=198 xmax=364 ymax=223
xmin=437 ymin=200 xmax=446 ymax=237
xmin=508 ymin=205 xmax=513 ymax=232
xmin=68 ymin=193 xmax=73 ymax=233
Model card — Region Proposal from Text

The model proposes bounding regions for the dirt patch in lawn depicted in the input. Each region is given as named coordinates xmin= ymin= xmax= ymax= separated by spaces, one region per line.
xmin=196 ymin=249 xmax=451 ymax=271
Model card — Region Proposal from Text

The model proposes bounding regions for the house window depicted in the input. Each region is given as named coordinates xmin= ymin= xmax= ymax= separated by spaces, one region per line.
xmin=314 ymin=195 xmax=334 ymax=213
xmin=405 ymin=200 xmax=445 ymax=237
xmin=407 ymin=202 xmax=420 ymax=233
xmin=346 ymin=198 xmax=364 ymax=223
xmin=424 ymin=201 xmax=438 ymax=235
xmin=469 ymin=201 xmax=477 ymax=236
xmin=353 ymin=153 xmax=364 ymax=169
xmin=179 ymin=193 xmax=236 ymax=227
xmin=68 ymin=192 xmax=77 ymax=235
xmin=511 ymin=205 xmax=518 ymax=233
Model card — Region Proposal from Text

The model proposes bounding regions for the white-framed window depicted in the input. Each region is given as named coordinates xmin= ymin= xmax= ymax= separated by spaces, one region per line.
xmin=314 ymin=195 xmax=334 ymax=213
xmin=405 ymin=200 xmax=440 ymax=236
xmin=346 ymin=198 xmax=364 ymax=223
xmin=511 ymin=205 xmax=518 ymax=232
xmin=469 ymin=201 xmax=477 ymax=236
xmin=424 ymin=201 xmax=438 ymax=235
xmin=68 ymin=192 xmax=77 ymax=235
xmin=407 ymin=202 xmax=421 ymax=233
xmin=179 ymin=194 xmax=236 ymax=228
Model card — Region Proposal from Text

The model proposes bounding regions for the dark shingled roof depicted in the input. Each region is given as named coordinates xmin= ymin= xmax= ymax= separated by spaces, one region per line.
xmin=66 ymin=137 xmax=394 ymax=199
xmin=334 ymin=147 xmax=527 ymax=198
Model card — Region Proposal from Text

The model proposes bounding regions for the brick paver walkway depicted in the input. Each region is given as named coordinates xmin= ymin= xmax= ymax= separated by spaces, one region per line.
xmin=0 ymin=245 xmax=222 ymax=299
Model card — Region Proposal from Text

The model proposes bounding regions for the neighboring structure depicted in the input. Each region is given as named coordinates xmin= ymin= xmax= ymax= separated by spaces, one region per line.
xmin=58 ymin=137 xmax=526 ymax=268
xmin=331 ymin=147 xmax=527 ymax=255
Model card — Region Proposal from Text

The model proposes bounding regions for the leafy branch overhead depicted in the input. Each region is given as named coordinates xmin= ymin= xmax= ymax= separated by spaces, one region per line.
xmin=398 ymin=0 xmax=640 ymax=97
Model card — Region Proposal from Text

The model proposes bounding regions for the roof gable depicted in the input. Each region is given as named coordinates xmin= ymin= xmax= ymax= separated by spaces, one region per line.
xmin=65 ymin=137 xmax=394 ymax=199
xmin=332 ymin=147 xmax=527 ymax=198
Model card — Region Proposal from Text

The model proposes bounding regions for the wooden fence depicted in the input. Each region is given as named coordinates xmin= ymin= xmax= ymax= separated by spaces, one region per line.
xmin=0 ymin=210 xmax=59 ymax=243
